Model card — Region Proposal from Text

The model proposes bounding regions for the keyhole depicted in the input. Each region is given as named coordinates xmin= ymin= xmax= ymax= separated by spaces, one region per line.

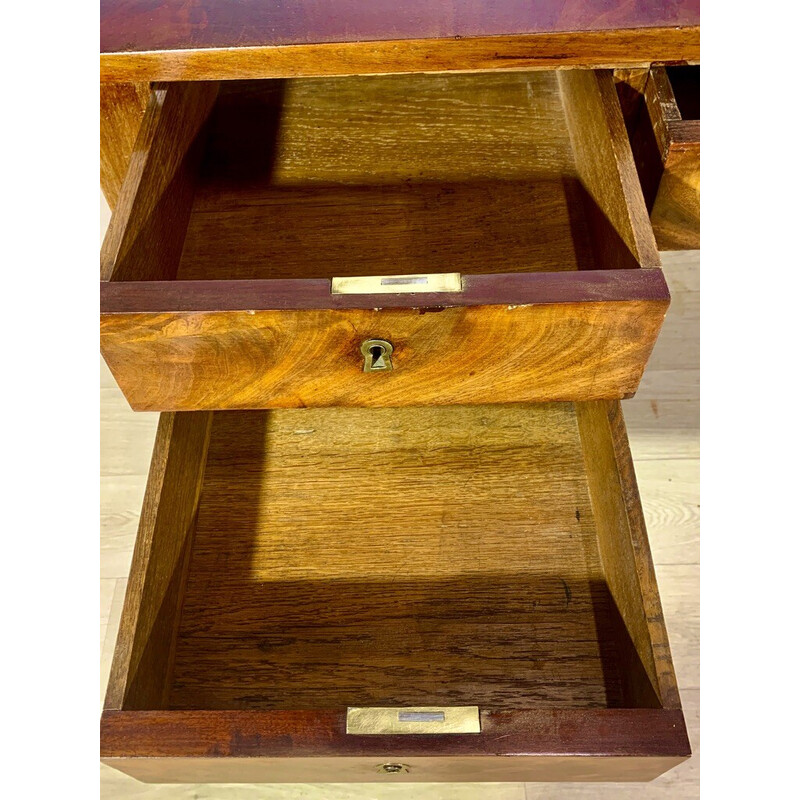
xmin=378 ymin=763 xmax=408 ymax=774
xmin=361 ymin=339 xmax=394 ymax=372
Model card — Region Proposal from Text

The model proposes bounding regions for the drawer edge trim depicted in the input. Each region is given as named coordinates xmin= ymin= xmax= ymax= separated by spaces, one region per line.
xmin=100 ymin=270 xmax=669 ymax=314
xmin=101 ymin=708 xmax=690 ymax=759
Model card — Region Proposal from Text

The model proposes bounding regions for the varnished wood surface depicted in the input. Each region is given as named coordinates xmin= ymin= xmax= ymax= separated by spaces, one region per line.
xmin=105 ymin=412 xmax=212 ymax=711
xmin=99 ymin=1 xmax=699 ymax=83
xmin=99 ymin=82 xmax=150 ymax=209
xmin=102 ymin=708 xmax=688 ymax=758
xmin=101 ymin=754 xmax=688 ymax=785
xmin=101 ymin=400 xmax=686 ymax=780
xmin=101 ymin=0 xmax=701 ymax=53
xmin=179 ymin=73 xmax=590 ymax=279
xmin=101 ymin=708 xmax=687 ymax=782
xmin=100 ymin=247 xmax=700 ymax=798
xmin=101 ymin=72 xmax=668 ymax=411
xmin=169 ymin=404 xmax=614 ymax=711
xmin=650 ymin=143 xmax=700 ymax=251
xmin=631 ymin=67 xmax=700 ymax=251
xmin=100 ymin=297 xmax=667 ymax=411
xmin=101 ymin=271 xmax=670 ymax=313
xmin=101 ymin=27 xmax=701 ymax=84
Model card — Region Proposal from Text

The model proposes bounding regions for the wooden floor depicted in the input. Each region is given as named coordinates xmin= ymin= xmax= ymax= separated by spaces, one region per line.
xmin=100 ymin=201 xmax=699 ymax=797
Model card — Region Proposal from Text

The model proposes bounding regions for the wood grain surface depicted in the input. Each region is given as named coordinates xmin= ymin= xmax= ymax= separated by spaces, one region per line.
xmin=105 ymin=412 xmax=213 ymax=711
xmin=101 ymin=708 xmax=687 ymax=782
xmin=169 ymin=405 xmax=612 ymax=711
xmin=100 ymin=82 xmax=150 ymax=209
xmin=178 ymin=73 xmax=592 ymax=279
xmin=100 ymin=296 xmax=667 ymax=411
xmin=650 ymin=142 xmax=700 ymax=251
xmin=101 ymin=401 xmax=687 ymax=781
xmin=630 ymin=67 xmax=700 ymax=251
xmin=100 ymin=1 xmax=699 ymax=82
xmin=101 ymin=72 xmax=616 ymax=282
xmin=100 ymin=71 xmax=668 ymax=411
xmin=101 ymin=82 xmax=219 ymax=282
xmin=560 ymin=69 xmax=660 ymax=271
xmin=101 ymin=0 xmax=701 ymax=53
xmin=101 ymin=28 xmax=700 ymax=84
xmin=577 ymin=400 xmax=680 ymax=711
xmin=99 ymin=249 xmax=700 ymax=798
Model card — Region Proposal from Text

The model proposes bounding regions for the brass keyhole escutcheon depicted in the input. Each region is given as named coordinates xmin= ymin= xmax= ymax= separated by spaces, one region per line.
xmin=361 ymin=339 xmax=394 ymax=372
xmin=377 ymin=763 xmax=409 ymax=775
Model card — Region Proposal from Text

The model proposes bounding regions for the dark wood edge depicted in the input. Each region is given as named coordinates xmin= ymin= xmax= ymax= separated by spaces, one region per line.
xmin=645 ymin=66 xmax=700 ymax=154
xmin=666 ymin=119 xmax=700 ymax=148
xmin=100 ymin=26 xmax=700 ymax=83
xmin=100 ymin=269 xmax=670 ymax=314
xmin=101 ymin=708 xmax=690 ymax=759
xmin=605 ymin=401 xmax=684 ymax=710
xmin=104 ymin=412 xmax=214 ymax=710
xmin=104 ymin=413 xmax=178 ymax=709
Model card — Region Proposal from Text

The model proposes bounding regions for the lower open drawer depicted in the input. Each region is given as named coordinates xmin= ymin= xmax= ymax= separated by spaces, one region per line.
xmin=101 ymin=401 xmax=689 ymax=782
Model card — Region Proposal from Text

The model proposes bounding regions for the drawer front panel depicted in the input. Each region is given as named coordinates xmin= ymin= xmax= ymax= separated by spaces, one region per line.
xmin=101 ymin=288 xmax=668 ymax=411
xmin=104 ymin=755 xmax=686 ymax=784
xmin=101 ymin=708 xmax=689 ymax=783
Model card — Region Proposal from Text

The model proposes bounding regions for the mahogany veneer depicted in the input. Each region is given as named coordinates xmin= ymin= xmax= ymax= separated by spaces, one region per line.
xmin=99 ymin=0 xmax=699 ymax=83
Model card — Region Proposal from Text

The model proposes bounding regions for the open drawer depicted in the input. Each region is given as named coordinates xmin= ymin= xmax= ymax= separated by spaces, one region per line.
xmin=624 ymin=65 xmax=700 ymax=250
xmin=100 ymin=70 xmax=668 ymax=411
xmin=101 ymin=401 xmax=689 ymax=782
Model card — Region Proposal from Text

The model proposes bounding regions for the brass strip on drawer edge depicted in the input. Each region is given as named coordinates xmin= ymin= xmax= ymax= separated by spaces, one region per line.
xmin=331 ymin=273 xmax=463 ymax=294
xmin=346 ymin=706 xmax=481 ymax=734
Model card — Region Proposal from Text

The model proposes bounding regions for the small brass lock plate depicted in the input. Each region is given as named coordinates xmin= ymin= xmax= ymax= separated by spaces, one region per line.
xmin=361 ymin=339 xmax=394 ymax=372
xmin=332 ymin=272 xmax=462 ymax=294
xmin=346 ymin=706 xmax=481 ymax=734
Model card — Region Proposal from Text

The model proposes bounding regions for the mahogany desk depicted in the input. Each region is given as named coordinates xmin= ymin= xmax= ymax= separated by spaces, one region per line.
xmin=100 ymin=0 xmax=700 ymax=784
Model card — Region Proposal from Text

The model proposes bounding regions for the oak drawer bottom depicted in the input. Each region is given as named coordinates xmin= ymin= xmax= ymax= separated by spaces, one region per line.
xmin=102 ymin=402 xmax=688 ymax=782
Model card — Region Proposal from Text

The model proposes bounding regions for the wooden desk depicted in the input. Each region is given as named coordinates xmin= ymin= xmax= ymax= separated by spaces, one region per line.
xmin=100 ymin=1 xmax=699 ymax=786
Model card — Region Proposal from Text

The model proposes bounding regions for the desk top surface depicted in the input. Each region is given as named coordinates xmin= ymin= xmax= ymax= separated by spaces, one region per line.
xmin=101 ymin=0 xmax=700 ymax=54
xmin=100 ymin=1 xmax=699 ymax=83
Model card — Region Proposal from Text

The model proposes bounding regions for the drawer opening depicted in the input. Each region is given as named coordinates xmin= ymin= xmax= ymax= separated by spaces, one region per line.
xmin=625 ymin=64 xmax=700 ymax=251
xmin=106 ymin=402 xmax=680 ymax=717
xmin=665 ymin=66 xmax=700 ymax=121
xmin=102 ymin=70 xmax=660 ymax=285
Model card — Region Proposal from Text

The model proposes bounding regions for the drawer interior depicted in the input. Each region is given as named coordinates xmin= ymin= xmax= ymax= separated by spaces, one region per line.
xmin=623 ymin=64 xmax=699 ymax=251
xmin=665 ymin=66 xmax=700 ymax=121
xmin=109 ymin=402 xmax=678 ymax=715
xmin=102 ymin=70 xmax=660 ymax=285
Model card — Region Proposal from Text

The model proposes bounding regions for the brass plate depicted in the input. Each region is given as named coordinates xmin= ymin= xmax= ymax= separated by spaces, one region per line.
xmin=346 ymin=706 xmax=481 ymax=734
xmin=331 ymin=273 xmax=463 ymax=294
